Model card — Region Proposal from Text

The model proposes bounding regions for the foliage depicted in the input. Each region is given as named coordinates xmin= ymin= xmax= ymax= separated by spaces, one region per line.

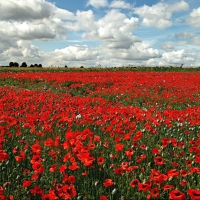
xmin=0 ymin=71 xmax=200 ymax=200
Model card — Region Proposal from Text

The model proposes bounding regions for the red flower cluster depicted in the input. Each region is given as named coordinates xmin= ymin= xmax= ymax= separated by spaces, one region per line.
xmin=0 ymin=71 xmax=200 ymax=199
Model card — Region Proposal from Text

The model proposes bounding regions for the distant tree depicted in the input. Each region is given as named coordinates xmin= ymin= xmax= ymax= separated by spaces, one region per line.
xmin=34 ymin=64 xmax=38 ymax=67
xmin=80 ymin=66 xmax=84 ymax=68
xmin=38 ymin=64 xmax=42 ymax=68
xmin=30 ymin=64 xmax=34 ymax=68
xmin=9 ymin=62 xmax=14 ymax=67
xmin=13 ymin=62 xmax=19 ymax=67
xmin=65 ymin=65 xmax=68 ymax=68
xmin=21 ymin=62 xmax=27 ymax=67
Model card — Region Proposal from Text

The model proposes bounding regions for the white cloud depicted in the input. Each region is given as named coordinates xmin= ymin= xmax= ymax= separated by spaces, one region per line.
xmin=162 ymin=49 xmax=195 ymax=65
xmin=110 ymin=0 xmax=132 ymax=9
xmin=1 ymin=40 xmax=44 ymax=65
xmin=54 ymin=8 xmax=76 ymax=20
xmin=87 ymin=0 xmax=108 ymax=9
xmin=174 ymin=32 xmax=200 ymax=46
xmin=166 ymin=1 xmax=189 ymax=13
xmin=0 ymin=0 xmax=53 ymax=21
xmin=160 ymin=41 xmax=188 ymax=52
xmin=76 ymin=10 xmax=96 ymax=31
xmin=0 ymin=0 xmax=75 ymax=21
xmin=83 ymin=9 xmax=140 ymax=49
xmin=0 ymin=0 xmax=76 ymax=42
xmin=109 ymin=42 xmax=161 ymax=60
xmin=63 ymin=10 xmax=96 ymax=31
xmin=134 ymin=1 xmax=189 ymax=29
xmin=187 ymin=7 xmax=200 ymax=28
xmin=0 ymin=20 xmax=66 ymax=41
xmin=53 ymin=45 xmax=99 ymax=61
xmin=175 ymin=32 xmax=195 ymax=39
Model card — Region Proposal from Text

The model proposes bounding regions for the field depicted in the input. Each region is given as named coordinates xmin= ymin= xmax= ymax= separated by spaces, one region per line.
xmin=0 ymin=70 xmax=200 ymax=200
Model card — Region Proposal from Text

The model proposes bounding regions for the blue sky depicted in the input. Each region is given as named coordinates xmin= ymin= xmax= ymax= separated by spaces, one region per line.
xmin=0 ymin=0 xmax=200 ymax=67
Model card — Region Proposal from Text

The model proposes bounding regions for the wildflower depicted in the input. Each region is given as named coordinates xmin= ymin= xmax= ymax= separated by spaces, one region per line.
xmin=97 ymin=156 xmax=105 ymax=165
xmin=103 ymin=179 xmax=114 ymax=187
xmin=22 ymin=180 xmax=32 ymax=188
xmin=187 ymin=189 xmax=200 ymax=200
xmin=169 ymin=190 xmax=186 ymax=200
xmin=154 ymin=156 xmax=165 ymax=165
xmin=150 ymin=187 xmax=160 ymax=198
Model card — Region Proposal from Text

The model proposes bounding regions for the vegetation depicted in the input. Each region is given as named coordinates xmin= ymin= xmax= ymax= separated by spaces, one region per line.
xmin=0 ymin=65 xmax=200 ymax=72
xmin=0 ymin=71 xmax=200 ymax=199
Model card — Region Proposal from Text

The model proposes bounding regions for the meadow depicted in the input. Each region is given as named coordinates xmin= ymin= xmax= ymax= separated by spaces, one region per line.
xmin=0 ymin=69 xmax=200 ymax=200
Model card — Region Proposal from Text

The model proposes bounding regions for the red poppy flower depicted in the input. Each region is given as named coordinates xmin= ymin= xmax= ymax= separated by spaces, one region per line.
xmin=31 ymin=173 xmax=39 ymax=181
xmin=22 ymin=180 xmax=32 ymax=188
xmin=68 ymin=175 xmax=76 ymax=183
xmin=82 ymin=171 xmax=88 ymax=176
xmin=32 ymin=162 xmax=44 ymax=174
xmin=115 ymin=143 xmax=124 ymax=152
xmin=150 ymin=187 xmax=160 ymax=198
xmin=180 ymin=170 xmax=188 ymax=177
xmin=59 ymin=165 xmax=67 ymax=173
xmin=31 ymin=143 xmax=42 ymax=154
xmin=152 ymin=148 xmax=160 ymax=155
xmin=140 ymin=144 xmax=147 ymax=150
xmin=186 ymin=160 xmax=192 ymax=167
xmin=187 ymin=189 xmax=200 ymax=200
xmin=161 ymin=137 xmax=169 ymax=148
xmin=169 ymin=190 xmax=186 ymax=200
xmin=97 ymin=156 xmax=105 ymax=165
xmin=103 ymin=179 xmax=114 ymax=187
xmin=15 ymin=156 xmax=22 ymax=162
xmin=114 ymin=167 xmax=123 ymax=175
xmin=163 ymin=185 xmax=174 ymax=191
xmin=49 ymin=164 xmax=57 ymax=172
xmin=167 ymin=169 xmax=180 ymax=178
xmin=125 ymin=148 xmax=134 ymax=159
xmin=0 ymin=150 xmax=9 ymax=162
xmin=130 ymin=179 xmax=139 ymax=188
xmin=100 ymin=196 xmax=108 ymax=200
xmin=30 ymin=185 xmax=44 ymax=196
xmin=68 ymin=162 xmax=80 ymax=170
xmin=44 ymin=138 xmax=54 ymax=147
xmin=171 ymin=162 xmax=179 ymax=167
xmin=154 ymin=156 xmax=165 ymax=165
xmin=138 ymin=183 xmax=151 ymax=192
xmin=180 ymin=179 xmax=187 ymax=187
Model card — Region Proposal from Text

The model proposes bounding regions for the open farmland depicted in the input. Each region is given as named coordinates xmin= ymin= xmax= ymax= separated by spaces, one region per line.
xmin=0 ymin=71 xmax=200 ymax=200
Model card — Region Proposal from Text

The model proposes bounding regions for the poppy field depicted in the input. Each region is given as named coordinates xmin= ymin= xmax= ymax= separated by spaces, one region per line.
xmin=0 ymin=71 xmax=200 ymax=200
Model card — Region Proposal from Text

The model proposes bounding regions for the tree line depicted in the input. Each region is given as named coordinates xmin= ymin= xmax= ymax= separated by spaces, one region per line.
xmin=8 ymin=62 xmax=42 ymax=68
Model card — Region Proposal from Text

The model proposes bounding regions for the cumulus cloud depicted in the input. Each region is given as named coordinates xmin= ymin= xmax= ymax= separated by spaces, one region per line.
xmin=162 ymin=49 xmax=195 ymax=65
xmin=1 ymin=40 xmax=44 ymax=65
xmin=134 ymin=1 xmax=189 ymax=29
xmin=187 ymin=7 xmax=200 ymax=28
xmin=0 ymin=0 xmax=53 ymax=21
xmin=109 ymin=42 xmax=161 ymax=60
xmin=63 ymin=10 xmax=96 ymax=31
xmin=175 ymin=32 xmax=195 ymax=39
xmin=87 ymin=0 xmax=108 ymax=9
xmin=83 ymin=9 xmax=140 ymax=49
xmin=174 ymin=32 xmax=200 ymax=46
xmin=110 ymin=0 xmax=132 ymax=9
xmin=53 ymin=45 xmax=99 ymax=61
xmin=0 ymin=0 xmax=75 ymax=21
xmin=54 ymin=8 xmax=76 ymax=20
xmin=160 ymin=41 xmax=188 ymax=52
xmin=0 ymin=0 xmax=77 ymax=42
xmin=0 ymin=20 xmax=66 ymax=41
